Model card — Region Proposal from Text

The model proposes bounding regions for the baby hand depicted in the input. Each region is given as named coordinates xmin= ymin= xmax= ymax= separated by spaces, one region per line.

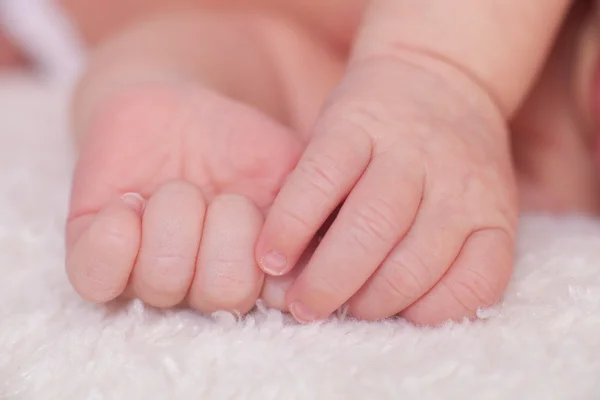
xmin=66 ymin=86 xmax=303 ymax=314
xmin=258 ymin=61 xmax=517 ymax=325
xmin=256 ymin=0 xmax=530 ymax=325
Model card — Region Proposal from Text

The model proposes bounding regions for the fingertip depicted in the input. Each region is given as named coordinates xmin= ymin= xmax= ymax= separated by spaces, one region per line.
xmin=289 ymin=301 xmax=320 ymax=324
xmin=66 ymin=195 xmax=143 ymax=303
xmin=258 ymin=250 xmax=289 ymax=276
xmin=401 ymin=227 xmax=514 ymax=326
xmin=256 ymin=131 xmax=370 ymax=278
xmin=121 ymin=192 xmax=146 ymax=215
xmin=260 ymin=238 xmax=315 ymax=311
xmin=284 ymin=278 xmax=330 ymax=324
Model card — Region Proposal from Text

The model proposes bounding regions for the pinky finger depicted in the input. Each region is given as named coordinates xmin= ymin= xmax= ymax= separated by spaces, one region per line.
xmin=401 ymin=228 xmax=514 ymax=326
xmin=66 ymin=193 xmax=144 ymax=303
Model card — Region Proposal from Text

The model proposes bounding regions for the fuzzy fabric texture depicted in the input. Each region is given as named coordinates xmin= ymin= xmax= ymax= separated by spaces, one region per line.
xmin=1 ymin=72 xmax=600 ymax=399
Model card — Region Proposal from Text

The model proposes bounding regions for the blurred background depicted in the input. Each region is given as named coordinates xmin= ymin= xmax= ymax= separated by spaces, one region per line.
xmin=0 ymin=0 xmax=201 ymax=81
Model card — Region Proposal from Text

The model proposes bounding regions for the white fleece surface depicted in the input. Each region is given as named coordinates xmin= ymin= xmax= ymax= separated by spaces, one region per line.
xmin=1 ymin=72 xmax=600 ymax=399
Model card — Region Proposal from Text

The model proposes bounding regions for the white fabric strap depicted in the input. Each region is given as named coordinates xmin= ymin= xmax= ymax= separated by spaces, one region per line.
xmin=0 ymin=0 xmax=85 ymax=83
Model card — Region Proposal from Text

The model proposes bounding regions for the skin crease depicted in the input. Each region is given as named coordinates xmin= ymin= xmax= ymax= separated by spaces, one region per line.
xmin=56 ymin=0 xmax=600 ymax=325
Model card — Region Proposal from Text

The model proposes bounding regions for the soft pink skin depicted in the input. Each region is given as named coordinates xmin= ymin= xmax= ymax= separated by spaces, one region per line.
xmin=64 ymin=11 xmax=342 ymax=317
xmin=66 ymin=85 xmax=303 ymax=313
xmin=64 ymin=1 xmax=600 ymax=326
xmin=188 ymin=194 xmax=266 ymax=313
xmin=258 ymin=58 xmax=518 ymax=325
xmin=256 ymin=0 xmax=572 ymax=325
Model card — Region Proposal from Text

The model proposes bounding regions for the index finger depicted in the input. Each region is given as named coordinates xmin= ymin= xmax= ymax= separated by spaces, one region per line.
xmin=255 ymin=124 xmax=373 ymax=276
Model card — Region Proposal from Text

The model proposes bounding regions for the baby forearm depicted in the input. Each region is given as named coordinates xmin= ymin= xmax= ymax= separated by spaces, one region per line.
xmin=355 ymin=0 xmax=573 ymax=118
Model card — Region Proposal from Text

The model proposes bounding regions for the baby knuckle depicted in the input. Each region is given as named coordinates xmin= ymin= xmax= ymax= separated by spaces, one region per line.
xmin=328 ymin=98 xmax=395 ymax=145
xmin=296 ymin=153 xmax=344 ymax=199
xmin=276 ymin=203 xmax=314 ymax=234
xmin=310 ymin=274 xmax=348 ymax=303
xmin=344 ymin=101 xmax=387 ymax=135
xmin=382 ymin=255 xmax=430 ymax=301
xmin=349 ymin=199 xmax=398 ymax=247
xmin=447 ymin=270 xmax=501 ymax=312
xmin=375 ymin=273 xmax=416 ymax=305
xmin=345 ymin=227 xmax=373 ymax=256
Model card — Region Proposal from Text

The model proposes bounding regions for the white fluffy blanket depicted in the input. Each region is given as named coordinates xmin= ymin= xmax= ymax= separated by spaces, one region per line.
xmin=1 ymin=73 xmax=600 ymax=399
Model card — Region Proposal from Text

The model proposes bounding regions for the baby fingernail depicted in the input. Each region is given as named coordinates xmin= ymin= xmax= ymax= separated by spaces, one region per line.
xmin=290 ymin=302 xmax=319 ymax=324
xmin=122 ymin=192 xmax=145 ymax=214
xmin=260 ymin=251 xmax=287 ymax=275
